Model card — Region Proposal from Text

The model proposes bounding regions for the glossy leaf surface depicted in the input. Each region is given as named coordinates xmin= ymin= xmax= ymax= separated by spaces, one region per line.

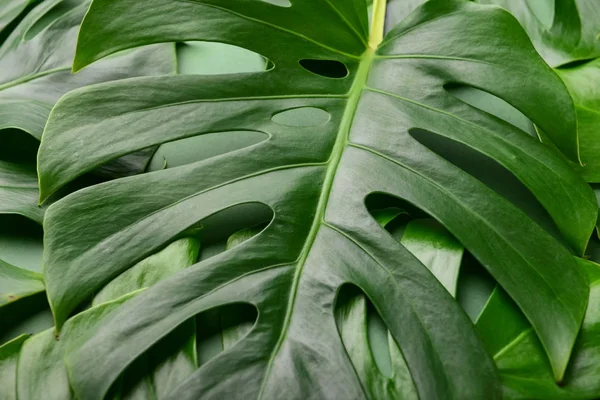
xmin=0 ymin=258 xmax=43 ymax=306
xmin=37 ymin=0 xmax=596 ymax=397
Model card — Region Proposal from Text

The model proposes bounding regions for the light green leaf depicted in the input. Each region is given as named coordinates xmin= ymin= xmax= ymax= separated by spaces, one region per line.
xmin=92 ymin=238 xmax=201 ymax=306
xmin=400 ymin=219 xmax=463 ymax=296
xmin=0 ymin=0 xmax=175 ymax=223
xmin=0 ymin=0 xmax=33 ymax=35
xmin=0 ymin=334 xmax=29 ymax=400
xmin=557 ymin=59 xmax=600 ymax=182
xmin=479 ymin=258 xmax=600 ymax=398
xmin=478 ymin=0 xmax=600 ymax=67
xmin=0 ymin=258 xmax=43 ymax=306
xmin=36 ymin=0 xmax=595 ymax=397
xmin=336 ymin=287 xmax=419 ymax=400
xmin=0 ymin=160 xmax=42 ymax=223
xmin=17 ymin=291 xmax=141 ymax=400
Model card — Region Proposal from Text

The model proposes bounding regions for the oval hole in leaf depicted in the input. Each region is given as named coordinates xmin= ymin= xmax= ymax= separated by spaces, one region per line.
xmin=299 ymin=59 xmax=349 ymax=78
xmin=444 ymin=84 xmax=537 ymax=137
xmin=196 ymin=303 xmax=258 ymax=366
xmin=271 ymin=107 xmax=330 ymax=127
xmin=176 ymin=42 xmax=270 ymax=75
xmin=147 ymin=130 xmax=268 ymax=171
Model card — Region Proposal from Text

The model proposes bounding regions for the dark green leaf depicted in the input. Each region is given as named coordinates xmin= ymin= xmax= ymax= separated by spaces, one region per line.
xmin=36 ymin=0 xmax=595 ymax=396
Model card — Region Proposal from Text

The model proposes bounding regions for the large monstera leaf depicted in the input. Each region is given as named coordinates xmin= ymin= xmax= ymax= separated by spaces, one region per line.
xmin=0 ymin=0 xmax=174 ymax=224
xmin=37 ymin=0 xmax=597 ymax=398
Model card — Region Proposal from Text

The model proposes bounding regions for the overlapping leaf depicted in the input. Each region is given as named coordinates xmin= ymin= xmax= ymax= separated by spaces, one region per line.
xmin=0 ymin=0 xmax=33 ymax=35
xmin=479 ymin=0 xmax=600 ymax=181
xmin=15 ymin=238 xmax=200 ymax=400
xmin=477 ymin=0 xmax=600 ymax=67
xmin=475 ymin=257 xmax=600 ymax=399
xmin=557 ymin=59 xmax=600 ymax=182
xmin=0 ymin=0 xmax=174 ymax=223
xmin=37 ymin=0 xmax=596 ymax=398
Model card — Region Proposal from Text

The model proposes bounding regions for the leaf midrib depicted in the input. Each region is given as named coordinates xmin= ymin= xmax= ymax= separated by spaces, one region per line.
xmin=0 ymin=66 xmax=71 ymax=92
xmin=257 ymin=1 xmax=386 ymax=396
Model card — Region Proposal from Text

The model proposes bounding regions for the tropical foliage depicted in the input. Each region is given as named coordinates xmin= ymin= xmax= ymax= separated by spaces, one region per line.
xmin=2 ymin=0 xmax=600 ymax=399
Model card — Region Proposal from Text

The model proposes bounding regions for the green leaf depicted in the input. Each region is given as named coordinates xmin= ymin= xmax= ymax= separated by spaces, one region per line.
xmin=477 ymin=258 xmax=600 ymax=398
xmin=0 ymin=258 xmax=44 ymax=306
xmin=0 ymin=160 xmax=43 ymax=223
xmin=92 ymin=238 xmax=201 ymax=400
xmin=400 ymin=219 xmax=463 ymax=296
xmin=0 ymin=0 xmax=175 ymax=224
xmin=479 ymin=0 xmax=600 ymax=181
xmin=557 ymin=59 xmax=600 ymax=182
xmin=0 ymin=0 xmax=33 ymax=35
xmin=0 ymin=334 xmax=29 ymax=400
xmin=0 ymin=0 xmax=174 ymax=140
xmin=334 ymin=214 xmax=463 ymax=399
xmin=92 ymin=238 xmax=201 ymax=306
xmin=477 ymin=0 xmax=600 ymax=67
xmin=37 ymin=0 xmax=594 ymax=396
xmin=17 ymin=291 xmax=141 ymax=400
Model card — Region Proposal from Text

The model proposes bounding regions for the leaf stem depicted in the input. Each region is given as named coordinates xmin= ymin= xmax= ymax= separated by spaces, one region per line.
xmin=369 ymin=0 xmax=387 ymax=49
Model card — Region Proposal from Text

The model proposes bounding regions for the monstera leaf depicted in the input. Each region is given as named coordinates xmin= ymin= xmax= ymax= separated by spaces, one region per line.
xmin=474 ymin=257 xmax=600 ymax=399
xmin=478 ymin=0 xmax=600 ymax=182
xmin=37 ymin=0 xmax=597 ymax=398
xmin=0 ymin=0 xmax=174 ymax=223
xmin=557 ymin=59 xmax=600 ymax=183
xmin=477 ymin=0 xmax=600 ymax=67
